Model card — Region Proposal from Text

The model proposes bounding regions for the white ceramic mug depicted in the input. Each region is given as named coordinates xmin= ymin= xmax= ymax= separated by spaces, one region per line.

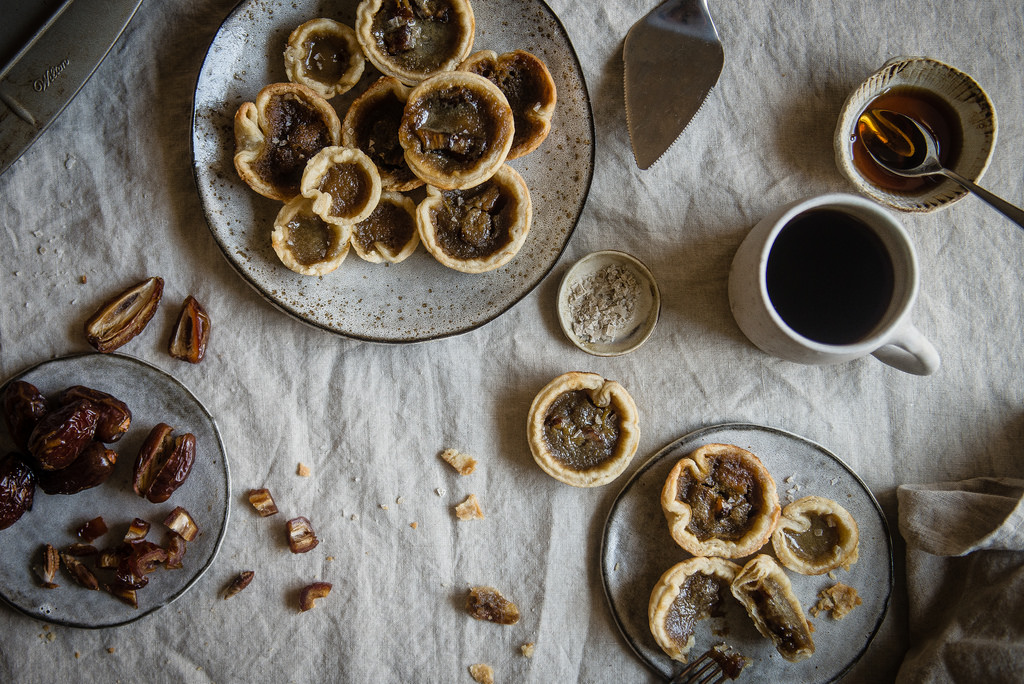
xmin=728 ymin=193 xmax=940 ymax=375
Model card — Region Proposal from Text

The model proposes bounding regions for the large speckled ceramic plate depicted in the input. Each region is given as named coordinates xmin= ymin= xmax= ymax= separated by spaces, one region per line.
xmin=0 ymin=353 xmax=230 ymax=629
xmin=191 ymin=0 xmax=594 ymax=342
xmin=602 ymin=423 xmax=892 ymax=683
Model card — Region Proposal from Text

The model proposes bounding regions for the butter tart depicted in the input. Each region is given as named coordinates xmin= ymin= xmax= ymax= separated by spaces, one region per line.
xmin=300 ymin=146 xmax=382 ymax=225
xmin=731 ymin=555 xmax=815 ymax=662
xmin=771 ymin=495 xmax=859 ymax=575
xmin=351 ymin=191 xmax=420 ymax=263
xmin=271 ymin=196 xmax=352 ymax=276
xmin=399 ymin=71 xmax=514 ymax=190
xmin=355 ymin=0 xmax=475 ymax=86
xmin=342 ymin=76 xmax=423 ymax=191
xmin=459 ymin=50 xmax=556 ymax=159
xmin=648 ymin=557 xmax=742 ymax=662
xmin=234 ymin=82 xmax=342 ymax=201
xmin=416 ymin=164 xmax=530 ymax=273
xmin=661 ymin=443 xmax=780 ymax=558
xmin=284 ymin=19 xmax=365 ymax=99
xmin=526 ymin=372 xmax=640 ymax=488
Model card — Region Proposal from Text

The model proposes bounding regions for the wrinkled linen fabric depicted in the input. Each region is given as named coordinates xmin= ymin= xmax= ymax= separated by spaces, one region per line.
xmin=895 ymin=478 xmax=1024 ymax=684
xmin=1 ymin=1 xmax=1023 ymax=683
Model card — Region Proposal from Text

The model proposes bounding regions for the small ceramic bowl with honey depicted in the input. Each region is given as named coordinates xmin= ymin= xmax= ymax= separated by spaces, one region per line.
xmin=834 ymin=56 xmax=997 ymax=213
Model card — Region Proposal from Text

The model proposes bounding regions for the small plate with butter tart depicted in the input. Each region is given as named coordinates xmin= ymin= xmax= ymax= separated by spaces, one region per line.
xmin=601 ymin=423 xmax=892 ymax=682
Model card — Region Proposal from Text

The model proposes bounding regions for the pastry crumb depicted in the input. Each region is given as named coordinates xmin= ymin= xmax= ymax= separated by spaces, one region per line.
xmin=410 ymin=522 xmax=418 ymax=529
xmin=467 ymin=586 xmax=520 ymax=625
xmin=520 ymin=642 xmax=535 ymax=657
xmin=79 ymin=275 xmax=87 ymax=284
xmin=107 ymin=647 xmax=115 ymax=654
xmin=810 ymin=582 xmax=862 ymax=620
xmin=468 ymin=663 xmax=494 ymax=684
xmin=74 ymin=652 xmax=80 ymax=659
xmin=455 ymin=494 xmax=484 ymax=521
xmin=297 ymin=462 xmax=311 ymax=477
xmin=441 ymin=448 xmax=477 ymax=475
xmin=396 ymin=496 xmax=404 ymax=504
xmin=436 ymin=487 xmax=446 ymax=497
xmin=380 ymin=504 xmax=389 ymax=511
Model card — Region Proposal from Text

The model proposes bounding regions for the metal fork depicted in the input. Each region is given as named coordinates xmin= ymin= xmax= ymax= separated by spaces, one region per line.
xmin=668 ymin=644 xmax=747 ymax=684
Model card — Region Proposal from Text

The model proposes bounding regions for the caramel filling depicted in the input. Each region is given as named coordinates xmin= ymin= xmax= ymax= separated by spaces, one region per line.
xmin=676 ymin=456 xmax=763 ymax=542
xmin=354 ymin=201 xmax=415 ymax=253
xmin=783 ymin=513 xmax=841 ymax=561
xmin=408 ymin=86 xmax=494 ymax=168
xmin=746 ymin=578 xmax=813 ymax=657
xmin=430 ymin=183 xmax=512 ymax=259
xmin=663 ymin=572 xmax=725 ymax=647
xmin=254 ymin=95 xmax=333 ymax=193
xmin=468 ymin=55 xmax=547 ymax=148
xmin=355 ymin=94 xmax=411 ymax=176
xmin=285 ymin=213 xmax=339 ymax=266
xmin=318 ymin=163 xmax=372 ymax=219
xmin=302 ymin=33 xmax=352 ymax=84
xmin=542 ymin=390 xmax=621 ymax=471
xmin=371 ymin=0 xmax=460 ymax=72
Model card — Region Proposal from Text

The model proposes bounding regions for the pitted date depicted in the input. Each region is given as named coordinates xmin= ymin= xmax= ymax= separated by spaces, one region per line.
xmin=0 ymin=452 xmax=36 ymax=530
xmin=1 ymin=381 xmax=49 ymax=451
xmin=27 ymin=400 xmax=98 ymax=471
xmin=56 ymin=386 xmax=131 ymax=443
xmin=132 ymin=424 xmax=196 ymax=503
xmin=84 ymin=276 xmax=163 ymax=352
xmin=168 ymin=296 xmax=211 ymax=364
xmin=36 ymin=442 xmax=117 ymax=495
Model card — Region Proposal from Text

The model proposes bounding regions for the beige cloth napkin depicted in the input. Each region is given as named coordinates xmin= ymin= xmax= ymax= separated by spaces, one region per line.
xmin=895 ymin=477 xmax=1024 ymax=683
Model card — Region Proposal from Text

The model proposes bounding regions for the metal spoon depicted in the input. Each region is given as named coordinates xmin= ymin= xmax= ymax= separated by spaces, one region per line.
xmin=858 ymin=108 xmax=1024 ymax=229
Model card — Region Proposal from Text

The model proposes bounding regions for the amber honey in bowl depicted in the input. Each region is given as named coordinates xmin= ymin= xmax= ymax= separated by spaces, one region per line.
xmin=850 ymin=85 xmax=963 ymax=195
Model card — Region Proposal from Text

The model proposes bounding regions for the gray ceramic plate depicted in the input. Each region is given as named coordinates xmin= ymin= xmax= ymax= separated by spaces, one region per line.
xmin=601 ymin=423 xmax=892 ymax=683
xmin=191 ymin=0 xmax=594 ymax=342
xmin=0 ymin=353 xmax=230 ymax=629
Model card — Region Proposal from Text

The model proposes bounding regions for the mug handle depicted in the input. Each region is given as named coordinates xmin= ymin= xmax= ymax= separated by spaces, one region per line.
xmin=871 ymin=321 xmax=940 ymax=375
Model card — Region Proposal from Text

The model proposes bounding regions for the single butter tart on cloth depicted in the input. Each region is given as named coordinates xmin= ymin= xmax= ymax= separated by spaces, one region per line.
xmin=895 ymin=477 xmax=1024 ymax=684
xmin=526 ymin=372 xmax=639 ymax=487
xmin=661 ymin=443 xmax=780 ymax=558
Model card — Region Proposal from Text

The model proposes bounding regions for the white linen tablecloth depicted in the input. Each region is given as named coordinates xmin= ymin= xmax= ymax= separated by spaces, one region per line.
xmin=1 ymin=1 xmax=1023 ymax=682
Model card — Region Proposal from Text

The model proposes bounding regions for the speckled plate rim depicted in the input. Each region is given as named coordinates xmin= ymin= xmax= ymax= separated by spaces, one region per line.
xmin=0 ymin=353 xmax=231 ymax=629
xmin=189 ymin=0 xmax=596 ymax=344
xmin=600 ymin=422 xmax=893 ymax=682
xmin=556 ymin=250 xmax=661 ymax=357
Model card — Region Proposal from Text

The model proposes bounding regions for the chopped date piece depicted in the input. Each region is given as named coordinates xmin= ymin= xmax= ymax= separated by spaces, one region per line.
xmin=124 ymin=518 xmax=151 ymax=542
xmin=1 ymin=381 xmax=49 ymax=450
xmin=105 ymin=584 xmax=139 ymax=609
xmin=27 ymin=400 xmax=99 ymax=471
xmin=0 ymin=452 xmax=36 ymax=530
xmin=223 ymin=570 xmax=255 ymax=600
xmin=164 ymin=533 xmax=186 ymax=569
xmin=163 ymin=507 xmax=199 ymax=541
xmin=36 ymin=544 xmax=60 ymax=589
xmin=299 ymin=581 xmax=332 ymax=611
xmin=96 ymin=549 xmax=122 ymax=569
xmin=77 ymin=516 xmax=108 ymax=542
xmin=61 ymin=552 xmax=100 ymax=590
xmin=286 ymin=516 xmax=319 ymax=553
xmin=168 ymin=296 xmax=212 ymax=364
xmin=248 ymin=488 xmax=279 ymax=517
xmin=83 ymin=276 xmax=163 ymax=352
xmin=56 ymin=386 xmax=131 ymax=443
xmin=467 ymin=586 xmax=520 ymax=625
xmin=65 ymin=543 xmax=98 ymax=557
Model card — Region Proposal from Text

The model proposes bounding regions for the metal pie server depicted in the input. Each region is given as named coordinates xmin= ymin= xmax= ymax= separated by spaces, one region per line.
xmin=623 ymin=0 xmax=724 ymax=170
xmin=0 ymin=0 xmax=145 ymax=177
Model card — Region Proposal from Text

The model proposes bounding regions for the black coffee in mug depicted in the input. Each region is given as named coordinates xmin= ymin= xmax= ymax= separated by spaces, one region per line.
xmin=765 ymin=208 xmax=895 ymax=345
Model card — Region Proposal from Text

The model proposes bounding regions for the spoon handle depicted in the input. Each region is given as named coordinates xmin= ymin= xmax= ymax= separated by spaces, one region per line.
xmin=942 ymin=168 xmax=1024 ymax=230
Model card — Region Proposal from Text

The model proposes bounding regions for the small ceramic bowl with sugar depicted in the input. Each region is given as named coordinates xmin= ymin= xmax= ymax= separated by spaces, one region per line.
xmin=557 ymin=250 xmax=660 ymax=357
xmin=834 ymin=56 xmax=997 ymax=213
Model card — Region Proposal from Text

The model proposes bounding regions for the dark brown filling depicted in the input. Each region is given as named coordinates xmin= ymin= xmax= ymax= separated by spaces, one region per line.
xmin=371 ymin=0 xmax=459 ymax=72
xmin=319 ymin=163 xmax=371 ymax=218
xmin=468 ymin=55 xmax=547 ymax=150
xmin=407 ymin=86 xmax=494 ymax=169
xmin=354 ymin=201 xmax=415 ymax=253
xmin=430 ymin=182 xmax=511 ymax=259
xmin=354 ymin=94 xmax=416 ymax=183
xmin=254 ymin=95 xmax=332 ymax=194
xmin=663 ymin=572 xmax=725 ymax=647
xmin=542 ymin=390 xmax=621 ymax=471
xmin=285 ymin=213 xmax=337 ymax=266
xmin=302 ymin=33 xmax=352 ymax=84
xmin=677 ymin=455 xmax=763 ymax=541
xmin=783 ymin=513 xmax=841 ymax=561
xmin=748 ymin=578 xmax=812 ymax=656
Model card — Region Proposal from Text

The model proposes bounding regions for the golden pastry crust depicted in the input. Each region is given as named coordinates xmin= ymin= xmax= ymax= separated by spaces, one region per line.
xmin=526 ymin=372 xmax=640 ymax=488
xmin=771 ymin=495 xmax=859 ymax=575
xmin=661 ymin=443 xmax=780 ymax=558
xmin=233 ymin=82 xmax=341 ymax=201
xmin=648 ymin=557 xmax=742 ymax=663
xmin=300 ymin=146 xmax=382 ymax=225
xmin=342 ymin=76 xmax=424 ymax=191
xmin=284 ymin=19 xmax=365 ymax=99
xmin=271 ymin=196 xmax=352 ymax=276
xmin=355 ymin=0 xmax=475 ymax=86
xmin=399 ymin=71 xmax=514 ymax=190
xmin=731 ymin=555 xmax=815 ymax=662
xmin=459 ymin=49 xmax=556 ymax=159
xmin=416 ymin=164 xmax=530 ymax=273
xmin=351 ymin=191 xmax=420 ymax=263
